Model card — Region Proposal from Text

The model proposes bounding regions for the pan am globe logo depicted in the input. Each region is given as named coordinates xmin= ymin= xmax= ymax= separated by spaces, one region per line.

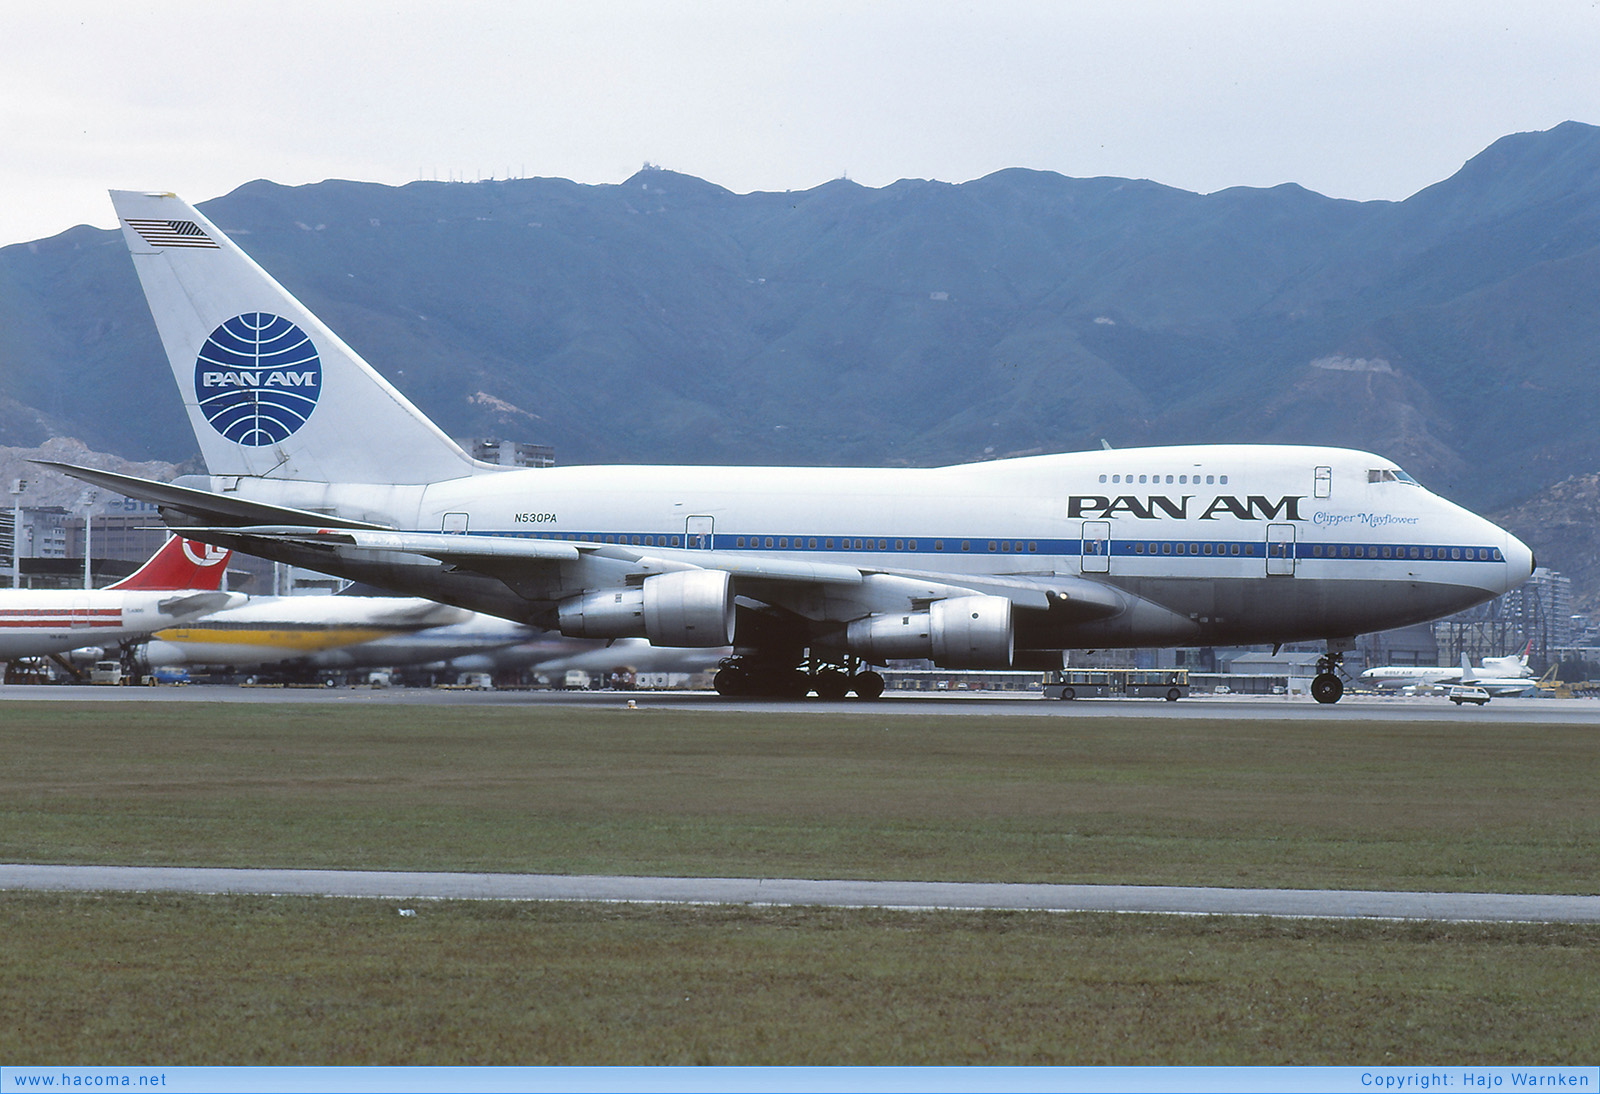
xmin=194 ymin=312 xmax=322 ymax=446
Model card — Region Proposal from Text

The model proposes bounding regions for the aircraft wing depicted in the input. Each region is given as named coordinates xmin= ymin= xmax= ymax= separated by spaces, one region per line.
xmin=170 ymin=524 xmax=1126 ymax=625
xmin=48 ymin=462 xmax=1128 ymax=627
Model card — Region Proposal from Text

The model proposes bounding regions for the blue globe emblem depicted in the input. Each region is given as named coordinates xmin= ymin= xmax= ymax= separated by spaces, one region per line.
xmin=194 ymin=313 xmax=322 ymax=446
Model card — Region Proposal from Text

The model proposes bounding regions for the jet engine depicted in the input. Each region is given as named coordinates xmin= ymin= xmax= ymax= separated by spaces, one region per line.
xmin=846 ymin=595 xmax=1014 ymax=668
xmin=557 ymin=569 xmax=735 ymax=647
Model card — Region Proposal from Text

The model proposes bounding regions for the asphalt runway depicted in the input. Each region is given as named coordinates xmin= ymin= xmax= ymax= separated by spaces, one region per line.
xmin=3 ymin=864 xmax=1597 ymax=923
xmin=6 ymin=682 xmax=1600 ymax=723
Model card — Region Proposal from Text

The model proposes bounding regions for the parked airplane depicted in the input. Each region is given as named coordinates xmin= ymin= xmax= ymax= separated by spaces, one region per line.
xmin=136 ymin=593 xmax=479 ymax=670
xmin=42 ymin=190 xmax=1536 ymax=703
xmin=135 ymin=589 xmax=725 ymax=679
xmin=1360 ymin=640 xmax=1535 ymax=692
xmin=0 ymin=535 xmax=242 ymax=661
xmin=1456 ymin=652 xmax=1539 ymax=697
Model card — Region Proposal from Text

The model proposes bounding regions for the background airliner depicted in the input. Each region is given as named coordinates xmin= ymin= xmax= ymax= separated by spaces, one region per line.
xmin=0 ymin=535 xmax=241 ymax=663
xmin=137 ymin=594 xmax=722 ymax=681
xmin=43 ymin=190 xmax=1536 ymax=703
xmin=1359 ymin=641 xmax=1535 ymax=693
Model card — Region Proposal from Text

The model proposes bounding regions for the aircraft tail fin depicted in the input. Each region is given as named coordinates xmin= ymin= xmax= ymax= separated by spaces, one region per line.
xmin=108 ymin=536 xmax=231 ymax=591
xmin=110 ymin=190 xmax=477 ymax=485
xmin=1459 ymin=653 xmax=1478 ymax=684
xmin=1481 ymin=639 xmax=1536 ymax=677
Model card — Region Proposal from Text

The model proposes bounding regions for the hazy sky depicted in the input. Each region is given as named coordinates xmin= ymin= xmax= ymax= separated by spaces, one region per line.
xmin=4 ymin=0 xmax=1598 ymax=246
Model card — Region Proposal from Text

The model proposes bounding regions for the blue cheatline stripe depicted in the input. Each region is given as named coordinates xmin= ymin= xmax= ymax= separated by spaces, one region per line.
xmin=432 ymin=528 xmax=1507 ymax=564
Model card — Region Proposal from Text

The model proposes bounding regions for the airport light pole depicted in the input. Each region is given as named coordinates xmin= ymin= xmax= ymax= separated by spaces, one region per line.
xmin=76 ymin=489 xmax=98 ymax=589
xmin=9 ymin=479 xmax=25 ymax=589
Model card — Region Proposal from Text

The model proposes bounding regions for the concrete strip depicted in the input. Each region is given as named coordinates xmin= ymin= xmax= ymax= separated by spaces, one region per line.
xmin=2 ymin=864 xmax=1596 ymax=923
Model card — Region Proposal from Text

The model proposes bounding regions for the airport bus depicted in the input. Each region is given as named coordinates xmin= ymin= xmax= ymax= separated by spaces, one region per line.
xmin=1042 ymin=668 xmax=1189 ymax=701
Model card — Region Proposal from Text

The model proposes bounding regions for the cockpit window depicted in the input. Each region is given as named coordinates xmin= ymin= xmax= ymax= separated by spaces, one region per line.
xmin=1368 ymin=468 xmax=1420 ymax=485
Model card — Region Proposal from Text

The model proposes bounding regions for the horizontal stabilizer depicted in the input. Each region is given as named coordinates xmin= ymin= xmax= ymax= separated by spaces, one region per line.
xmin=157 ymin=591 xmax=246 ymax=616
xmin=34 ymin=461 xmax=386 ymax=530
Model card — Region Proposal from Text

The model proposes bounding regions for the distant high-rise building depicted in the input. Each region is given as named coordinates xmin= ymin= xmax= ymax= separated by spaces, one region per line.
xmin=1434 ymin=566 xmax=1571 ymax=667
xmin=466 ymin=439 xmax=555 ymax=468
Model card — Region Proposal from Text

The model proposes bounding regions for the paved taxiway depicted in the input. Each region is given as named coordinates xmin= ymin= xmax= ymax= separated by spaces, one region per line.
xmin=3 ymin=864 xmax=1597 ymax=923
xmin=7 ymin=683 xmax=1600 ymax=724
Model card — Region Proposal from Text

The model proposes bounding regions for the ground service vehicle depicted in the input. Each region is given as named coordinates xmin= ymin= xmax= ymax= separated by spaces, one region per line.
xmin=1044 ymin=668 xmax=1189 ymax=701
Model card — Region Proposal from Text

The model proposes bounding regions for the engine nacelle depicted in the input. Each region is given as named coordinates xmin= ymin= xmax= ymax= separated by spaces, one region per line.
xmin=846 ymin=595 xmax=1014 ymax=668
xmin=557 ymin=569 xmax=735 ymax=647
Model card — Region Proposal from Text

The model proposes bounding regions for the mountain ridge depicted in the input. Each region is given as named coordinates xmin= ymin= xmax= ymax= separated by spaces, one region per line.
xmin=2 ymin=123 xmax=1597 ymax=518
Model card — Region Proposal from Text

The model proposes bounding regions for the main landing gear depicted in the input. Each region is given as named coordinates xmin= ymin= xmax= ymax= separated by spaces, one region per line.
xmin=713 ymin=655 xmax=884 ymax=700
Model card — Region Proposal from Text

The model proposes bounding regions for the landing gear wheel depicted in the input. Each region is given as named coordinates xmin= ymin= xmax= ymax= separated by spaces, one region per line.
xmin=714 ymin=667 xmax=747 ymax=697
xmin=814 ymin=670 xmax=850 ymax=701
xmin=1311 ymin=672 xmax=1344 ymax=705
xmin=851 ymin=671 xmax=885 ymax=700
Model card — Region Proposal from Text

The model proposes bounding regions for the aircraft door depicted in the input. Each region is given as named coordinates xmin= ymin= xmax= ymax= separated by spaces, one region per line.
xmin=1266 ymin=523 xmax=1296 ymax=576
xmin=442 ymin=512 xmax=469 ymax=534
xmin=1314 ymin=466 xmax=1332 ymax=499
xmin=686 ymin=515 xmax=715 ymax=550
xmin=71 ymin=597 xmax=90 ymax=629
xmin=1080 ymin=521 xmax=1111 ymax=573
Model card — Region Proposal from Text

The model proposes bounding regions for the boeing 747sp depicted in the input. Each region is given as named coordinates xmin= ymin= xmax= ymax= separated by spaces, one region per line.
xmin=42 ymin=191 xmax=1536 ymax=702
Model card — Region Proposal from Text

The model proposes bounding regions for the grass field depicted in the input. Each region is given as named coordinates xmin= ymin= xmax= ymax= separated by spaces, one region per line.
xmin=2 ymin=699 xmax=1597 ymax=1064
xmin=2 ymin=894 xmax=1596 ymax=1065
xmin=1 ymin=701 xmax=1594 ymax=890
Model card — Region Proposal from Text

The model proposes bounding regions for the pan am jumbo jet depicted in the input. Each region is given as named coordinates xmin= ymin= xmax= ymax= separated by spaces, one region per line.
xmin=43 ymin=190 xmax=1536 ymax=703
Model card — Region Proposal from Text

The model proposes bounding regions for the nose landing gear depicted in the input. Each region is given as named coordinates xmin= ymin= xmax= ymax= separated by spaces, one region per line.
xmin=1311 ymin=644 xmax=1353 ymax=704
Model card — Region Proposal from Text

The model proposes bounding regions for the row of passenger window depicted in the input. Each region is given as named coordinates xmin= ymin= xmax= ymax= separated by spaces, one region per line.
xmin=1099 ymin=473 xmax=1229 ymax=485
xmin=732 ymin=536 xmax=1042 ymax=553
xmin=1308 ymin=544 xmax=1503 ymax=561
xmin=514 ymin=530 xmax=1502 ymax=563
xmin=1129 ymin=542 xmax=1255 ymax=556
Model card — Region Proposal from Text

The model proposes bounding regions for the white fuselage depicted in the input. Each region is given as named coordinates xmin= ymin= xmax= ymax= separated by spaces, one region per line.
xmin=140 ymin=595 xmax=474 ymax=668
xmin=0 ymin=588 xmax=244 ymax=660
xmin=214 ymin=443 xmax=1533 ymax=648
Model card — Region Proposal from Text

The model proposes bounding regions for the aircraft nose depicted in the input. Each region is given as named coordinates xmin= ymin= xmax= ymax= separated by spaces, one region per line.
xmin=1501 ymin=529 xmax=1535 ymax=591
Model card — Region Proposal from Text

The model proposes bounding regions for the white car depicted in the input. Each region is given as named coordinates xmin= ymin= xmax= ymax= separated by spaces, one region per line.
xmin=1448 ymin=686 xmax=1491 ymax=706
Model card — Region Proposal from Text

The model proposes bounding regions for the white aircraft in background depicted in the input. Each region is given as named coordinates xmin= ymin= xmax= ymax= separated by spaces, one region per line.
xmin=136 ymin=593 xmax=479 ymax=670
xmin=43 ymin=190 xmax=1536 ymax=703
xmin=0 ymin=536 xmax=241 ymax=662
xmin=1360 ymin=640 xmax=1535 ymax=692
xmin=135 ymin=591 xmax=724 ymax=680
xmin=1455 ymin=652 xmax=1539 ymax=697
